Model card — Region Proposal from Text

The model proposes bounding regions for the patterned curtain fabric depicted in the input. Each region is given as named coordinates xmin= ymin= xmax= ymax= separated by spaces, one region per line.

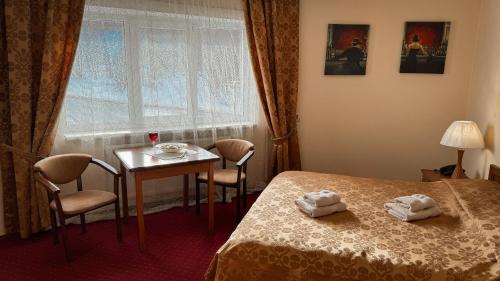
xmin=242 ymin=0 xmax=301 ymax=175
xmin=0 ymin=0 xmax=85 ymax=238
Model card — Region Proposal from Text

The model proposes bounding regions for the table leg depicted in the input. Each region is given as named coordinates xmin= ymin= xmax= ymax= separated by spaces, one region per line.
xmin=208 ymin=162 xmax=214 ymax=233
xmin=135 ymin=174 xmax=146 ymax=251
xmin=120 ymin=164 xmax=129 ymax=224
xmin=183 ymin=174 xmax=189 ymax=208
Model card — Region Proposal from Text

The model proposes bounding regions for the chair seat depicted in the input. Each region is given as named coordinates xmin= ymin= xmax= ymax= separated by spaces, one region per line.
xmin=50 ymin=190 xmax=117 ymax=216
xmin=197 ymin=169 xmax=246 ymax=185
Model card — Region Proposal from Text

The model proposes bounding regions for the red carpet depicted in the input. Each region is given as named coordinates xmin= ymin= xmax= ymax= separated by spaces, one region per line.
xmin=0 ymin=193 xmax=259 ymax=281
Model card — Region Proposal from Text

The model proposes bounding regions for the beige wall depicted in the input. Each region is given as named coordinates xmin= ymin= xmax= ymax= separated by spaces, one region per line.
xmin=298 ymin=0 xmax=481 ymax=180
xmin=464 ymin=0 xmax=500 ymax=179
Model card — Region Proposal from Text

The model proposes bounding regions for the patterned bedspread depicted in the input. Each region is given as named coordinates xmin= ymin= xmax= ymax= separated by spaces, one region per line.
xmin=206 ymin=171 xmax=500 ymax=281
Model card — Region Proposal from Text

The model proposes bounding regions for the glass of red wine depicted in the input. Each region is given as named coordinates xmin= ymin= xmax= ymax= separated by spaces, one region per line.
xmin=148 ymin=131 xmax=159 ymax=147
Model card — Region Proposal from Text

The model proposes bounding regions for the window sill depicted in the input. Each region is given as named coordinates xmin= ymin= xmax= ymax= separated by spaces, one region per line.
xmin=63 ymin=122 xmax=257 ymax=141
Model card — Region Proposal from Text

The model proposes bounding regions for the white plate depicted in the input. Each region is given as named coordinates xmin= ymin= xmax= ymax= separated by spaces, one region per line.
xmin=155 ymin=142 xmax=188 ymax=153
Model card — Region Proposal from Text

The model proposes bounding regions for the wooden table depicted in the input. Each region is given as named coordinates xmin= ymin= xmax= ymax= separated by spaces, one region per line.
xmin=421 ymin=169 xmax=469 ymax=182
xmin=114 ymin=144 xmax=219 ymax=251
xmin=421 ymin=169 xmax=449 ymax=182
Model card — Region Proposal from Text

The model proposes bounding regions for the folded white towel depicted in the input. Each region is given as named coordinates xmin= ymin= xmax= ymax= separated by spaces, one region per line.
xmin=295 ymin=197 xmax=347 ymax=218
xmin=384 ymin=202 xmax=441 ymax=222
xmin=394 ymin=194 xmax=436 ymax=212
xmin=303 ymin=190 xmax=341 ymax=207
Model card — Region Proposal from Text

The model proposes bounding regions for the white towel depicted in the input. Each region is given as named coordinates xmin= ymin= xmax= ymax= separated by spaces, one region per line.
xmin=384 ymin=202 xmax=441 ymax=222
xmin=394 ymin=194 xmax=437 ymax=212
xmin=295 ymin=197 xmax=347 ymax=218
xmin=303 ymin=190 xmax=341 ymax=207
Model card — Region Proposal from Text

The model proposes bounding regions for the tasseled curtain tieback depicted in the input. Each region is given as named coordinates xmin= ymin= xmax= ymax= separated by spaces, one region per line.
xmin=271 ymin=127 xmax=296 ymax=146
xmin=0 ymin=144 xmax=44 ymax=163
xmin=0 ymin=144 xmax=47 ymax=197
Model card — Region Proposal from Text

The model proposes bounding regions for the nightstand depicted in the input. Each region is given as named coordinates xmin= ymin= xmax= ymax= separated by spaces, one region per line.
xmin=420 ymin=169 xmax=450 ymax=182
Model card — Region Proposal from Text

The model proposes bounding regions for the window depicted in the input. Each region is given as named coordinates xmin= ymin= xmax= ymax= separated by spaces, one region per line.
xmin=65 ymin=20 xmax=130 ymax=132
xmin=63 ymin=6 xmax=257 ymax=135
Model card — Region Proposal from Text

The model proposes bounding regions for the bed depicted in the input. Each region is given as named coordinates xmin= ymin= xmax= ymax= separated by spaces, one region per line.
xmin=206 ymin=166 xmax=500 ymax=281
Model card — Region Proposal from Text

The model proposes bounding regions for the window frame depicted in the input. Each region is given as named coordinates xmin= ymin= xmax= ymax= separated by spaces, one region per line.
xmin=63 ymin=6 xmax=256 ymax=136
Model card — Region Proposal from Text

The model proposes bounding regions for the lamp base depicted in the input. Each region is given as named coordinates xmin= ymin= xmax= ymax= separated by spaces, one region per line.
xmin=451 ymin=149 xmax=466 ymax=179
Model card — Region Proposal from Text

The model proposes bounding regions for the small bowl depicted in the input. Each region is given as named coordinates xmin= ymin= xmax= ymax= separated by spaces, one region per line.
xmin=156 ymin=143 xmax=187 ymax=153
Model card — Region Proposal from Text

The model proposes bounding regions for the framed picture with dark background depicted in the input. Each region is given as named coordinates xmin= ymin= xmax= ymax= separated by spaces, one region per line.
xmin=399 ymin=21 xmax=451 ymax=74
xmin=324 ymin=24 xmax=369 ymax=75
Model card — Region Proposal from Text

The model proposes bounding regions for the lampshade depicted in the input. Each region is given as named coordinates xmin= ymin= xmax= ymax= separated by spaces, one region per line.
xmin=440 ymin=121 xmax=485 ymax=149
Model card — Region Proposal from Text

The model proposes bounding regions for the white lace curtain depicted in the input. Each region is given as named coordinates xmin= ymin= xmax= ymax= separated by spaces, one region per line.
xmin=53 ymin=0 xmax=269 ymax=221
xmin=63 ymin=0 xmax=257 ymax=136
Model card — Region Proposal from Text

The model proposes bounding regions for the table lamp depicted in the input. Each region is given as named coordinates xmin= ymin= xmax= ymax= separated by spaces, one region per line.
xmin=440 ymin=121 xmax=484 ymax=178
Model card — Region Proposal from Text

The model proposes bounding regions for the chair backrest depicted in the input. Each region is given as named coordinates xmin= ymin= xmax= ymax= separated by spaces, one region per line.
xmin=215 ymin=139 xmax=254 ymax=162
xmin=34 ymin=153 xmax=92 ymax=184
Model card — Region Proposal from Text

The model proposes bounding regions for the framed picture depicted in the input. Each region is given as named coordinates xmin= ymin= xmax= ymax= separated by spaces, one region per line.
xmin=324 ymin=24 xmax=370 ymax=75
xmin=399 ymin=21 xmax=451 ymax=74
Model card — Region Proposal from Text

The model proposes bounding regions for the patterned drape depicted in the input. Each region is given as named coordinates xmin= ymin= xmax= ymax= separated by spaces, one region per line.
xmin=242 ymin=0 xmax=301 ymax=175
xmin=0 ymin=0 xmax=85 ymax=238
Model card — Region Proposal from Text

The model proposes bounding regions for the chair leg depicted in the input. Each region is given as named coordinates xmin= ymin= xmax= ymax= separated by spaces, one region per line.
xmin=222 ymin=186 xmax=226 ymax=203
xmin=195 ymin=177 xmax=200 ymax=215
xmin=236 ymin=184 xmax=241 ymax=222
xmin=80 ymin=214 xmax=86 ymax=234
xmin=50 ymin=209 xmax=59 ymax=245
xmin=56 ymin=211 xmax=71 ymax=261
xmin=243 ymin=179 xmax=247 ymax=210
xmin=114 ymin=200 xmax=123 ymax=241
